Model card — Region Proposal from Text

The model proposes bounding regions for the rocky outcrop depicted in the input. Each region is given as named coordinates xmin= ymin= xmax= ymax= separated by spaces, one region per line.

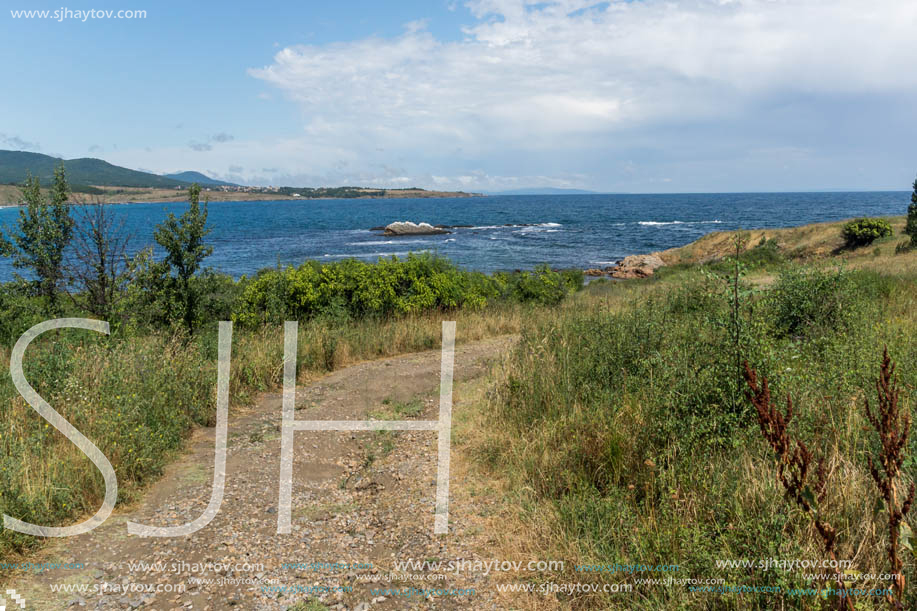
xmin=586 ymin=254 xmax=666 ymax=279
xmin=610 ymin=254 xmax=665 ymax=279
xmin=382 ymin=221 xmax=451 ymax=236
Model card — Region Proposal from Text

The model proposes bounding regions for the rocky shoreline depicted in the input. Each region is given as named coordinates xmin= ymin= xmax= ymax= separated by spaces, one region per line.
xmin=584 ymin=253 xmax=666 ymax=279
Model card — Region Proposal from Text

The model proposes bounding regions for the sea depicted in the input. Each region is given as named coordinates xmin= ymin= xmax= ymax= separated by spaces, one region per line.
xmin=0 ymin=191 xmax=909 ymax=280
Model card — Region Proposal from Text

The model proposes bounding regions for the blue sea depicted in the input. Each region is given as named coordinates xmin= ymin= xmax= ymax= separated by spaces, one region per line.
xmin=0 ymin=192 xmax=909 ymax=280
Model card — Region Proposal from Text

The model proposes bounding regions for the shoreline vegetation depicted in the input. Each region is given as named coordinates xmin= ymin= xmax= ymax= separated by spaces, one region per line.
xmin=0 ymin=183 xmax=481 ymax=206
xmin=4 ymin=168 xmax=917 ymax=609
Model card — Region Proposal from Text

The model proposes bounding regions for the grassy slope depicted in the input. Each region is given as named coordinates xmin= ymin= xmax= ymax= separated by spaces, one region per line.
xmin=465 ymin=219 xmax=917 ymax=610
xmin=659 ymin=215 xmax=906 ymax=264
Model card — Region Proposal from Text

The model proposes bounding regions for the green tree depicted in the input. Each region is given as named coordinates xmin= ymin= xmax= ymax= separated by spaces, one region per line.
xmin=67 ymin=198 xmax=133 ymax=319
xmin=153 ymin=183 xmax=213 ymax=334
xmin=907 ymin=176 xmax=917 ymax=246
xmin=0 ymin=165 xmax=74 ymax=313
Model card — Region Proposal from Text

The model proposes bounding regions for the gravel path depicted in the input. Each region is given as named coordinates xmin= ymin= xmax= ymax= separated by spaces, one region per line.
xmin=7 ymin=336 xmax=514 ymax=611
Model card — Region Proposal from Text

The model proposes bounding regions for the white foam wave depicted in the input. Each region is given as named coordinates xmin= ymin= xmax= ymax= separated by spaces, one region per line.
xmin=465 ymin=222 xmax=562 ymax=230
xmin=345 ymin=239 xmax=428 ymax=246
xmin=637 ymin=220 xmax=723 ymax=226
xmin=322 ymin=250 xmax=425 ymax=258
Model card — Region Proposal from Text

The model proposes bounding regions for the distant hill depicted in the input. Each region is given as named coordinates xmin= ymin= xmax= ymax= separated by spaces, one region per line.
xmin=164 ymin=171 xmax=236 ymax=187
xmin=0 ymin=150 xmax=188 ymax=188
xmin=488 ymin=187 xmax=598 ymax=195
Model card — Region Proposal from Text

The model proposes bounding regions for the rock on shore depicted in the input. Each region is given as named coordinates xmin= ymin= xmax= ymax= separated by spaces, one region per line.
xmin=612 ymin=254 xmax=665 ymax=278
xmin=586 ymin=254 xmax=666 ymax=279
xmin=382 ymin=221 xmax=451 ymax=236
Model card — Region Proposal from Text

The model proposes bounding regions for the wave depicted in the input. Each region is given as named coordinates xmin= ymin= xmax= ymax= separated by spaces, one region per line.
xmin=637 ymin=220 xmax=723 ymax=226
xmin=515 ymin=225 xmax=564 ymax=235
xmin=464 ymin=222 xmax=562 ymax=230
xmin=345 ymin=239 xmax=428 ymax=246
xmin=322 ymin=250 xmax=427 ymax=258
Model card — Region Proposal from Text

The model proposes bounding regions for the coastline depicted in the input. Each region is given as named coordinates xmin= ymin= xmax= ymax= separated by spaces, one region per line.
xmin=583 ymin=214 xmax=908 ymax=279
xmin=0 ymin=184 xmax=482 ymax=206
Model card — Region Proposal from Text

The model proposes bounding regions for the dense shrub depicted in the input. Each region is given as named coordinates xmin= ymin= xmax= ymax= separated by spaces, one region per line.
xmin=501 ymin=265 xmax=583 ymax=306
xmin=233 ymin=254 xmax=581 ymax=327
xmin=841 ymin=217 xmax=892 ymax=247
xmin=767 ymin=265 xmax=857 ymax=337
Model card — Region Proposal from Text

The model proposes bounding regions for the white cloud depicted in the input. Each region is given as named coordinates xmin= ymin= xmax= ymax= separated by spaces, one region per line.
xmin=0 ymin=133 xmax=41 ymax=152
xmin=110 ymin=1 xmax=917 ymax=191
xmin=249 ymin=0 xmax=917 ymax=156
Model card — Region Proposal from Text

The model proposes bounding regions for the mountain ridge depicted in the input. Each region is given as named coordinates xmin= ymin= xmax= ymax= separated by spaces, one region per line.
xmin=163 ymin=171 xmax=236 ymax=187
xmin=0 ymin=150 xmax=190 ymax=188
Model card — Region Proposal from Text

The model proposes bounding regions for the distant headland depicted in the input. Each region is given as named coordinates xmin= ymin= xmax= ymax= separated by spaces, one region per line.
xmin=0 ymin=150 xmax=480 ymax=204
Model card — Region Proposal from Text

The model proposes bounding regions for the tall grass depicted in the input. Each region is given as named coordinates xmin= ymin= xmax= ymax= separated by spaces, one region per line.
xmin=476 ymin=261 xmax=917 ymax=609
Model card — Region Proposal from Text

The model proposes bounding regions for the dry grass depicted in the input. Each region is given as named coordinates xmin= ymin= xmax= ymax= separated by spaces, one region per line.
xmin=658 ymin=216 xmax=909 ymax=265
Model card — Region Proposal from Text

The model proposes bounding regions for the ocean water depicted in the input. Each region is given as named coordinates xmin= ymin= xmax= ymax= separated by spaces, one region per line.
xmin=0 ymin=192 xmax=909 ymax=280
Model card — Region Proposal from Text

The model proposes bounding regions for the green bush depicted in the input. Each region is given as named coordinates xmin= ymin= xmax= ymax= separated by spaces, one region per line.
xmin=502 ymin=265 xmax=582 ymax=306
xmin=232 ymin=254 xmax=580 ymax=327
xmin=841 ymin=217 xmax=892 ymax=247
xmin=767 ymin=265 xmax=857 ymax=338
xmin=234 ymin=254 xmax=491 ymax=325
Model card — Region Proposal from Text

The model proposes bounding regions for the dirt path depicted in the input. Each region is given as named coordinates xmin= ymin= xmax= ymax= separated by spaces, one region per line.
xmin=7 ymin=336 xmax=514 ymax=611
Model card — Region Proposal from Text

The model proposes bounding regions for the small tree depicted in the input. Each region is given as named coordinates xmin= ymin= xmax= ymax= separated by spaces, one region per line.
xmin=908 ymin=177 xmax=917 ymax=246
xmin=841 ymin=217 xmax=892 ymax=248
xmin=153 ymin=184 xmax=213 ymax=334
xmin=67 ymin=198 xmax=133 ymax=319
xmin=0 ymin=165 xmax=74 ymax=313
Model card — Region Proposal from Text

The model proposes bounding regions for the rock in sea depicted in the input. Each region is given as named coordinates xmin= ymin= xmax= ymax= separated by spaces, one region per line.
xmin=382 ymin=221 xmax=450 ymax=236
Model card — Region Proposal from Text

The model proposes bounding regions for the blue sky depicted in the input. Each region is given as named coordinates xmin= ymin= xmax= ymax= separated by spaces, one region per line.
xmin=2 ymin=0 xmax=916 ymax=192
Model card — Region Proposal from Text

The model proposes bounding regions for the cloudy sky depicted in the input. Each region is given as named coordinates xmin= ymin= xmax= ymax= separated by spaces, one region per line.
xmin=2 ymin=0 xmax=916 ymax=192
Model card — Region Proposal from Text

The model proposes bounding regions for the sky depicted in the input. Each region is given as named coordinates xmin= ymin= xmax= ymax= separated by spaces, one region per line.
xmin=1 ymin=0 xmax=916 ymax=193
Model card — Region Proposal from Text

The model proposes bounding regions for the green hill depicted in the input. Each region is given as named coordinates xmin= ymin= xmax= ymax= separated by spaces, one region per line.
xmin=163 ymin=171 xmax=236 ymax=187
xmin=0 ymin=150 xmax=189 ymax=188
